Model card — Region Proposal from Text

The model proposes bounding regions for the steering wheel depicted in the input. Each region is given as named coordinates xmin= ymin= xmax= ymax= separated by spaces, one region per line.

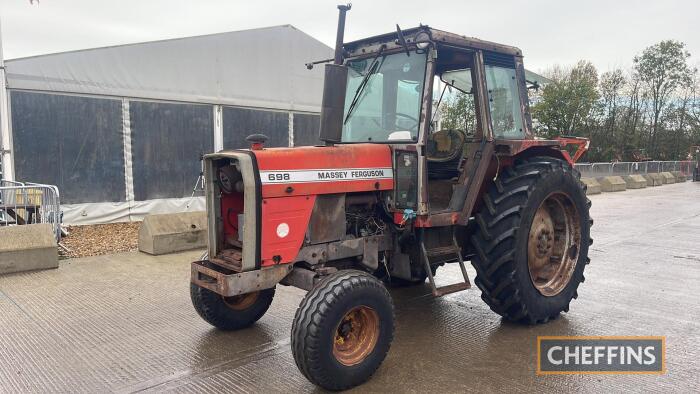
xmin=382 ymin=112 xmax=419 ymax=133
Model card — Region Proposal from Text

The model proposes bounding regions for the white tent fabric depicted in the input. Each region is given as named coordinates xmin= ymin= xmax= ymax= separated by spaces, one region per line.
xmin=6 ymin=25 xmax=333 ymax=113
xmin=61 ymin=197 xmax=206 ymax=225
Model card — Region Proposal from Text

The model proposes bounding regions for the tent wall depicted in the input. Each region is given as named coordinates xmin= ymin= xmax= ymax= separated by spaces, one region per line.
xmin=292 ymin=113 xmax=321 ymax=146
xmin=3 ymin=25 xmax=332 ymax=224
xmin=8 ymin=89 xmax=323 ymax=224
xmin=9 ymin=90 xmax=125 ymax=204
xmin=222 ymin=106 xmax=289 ymax=149
xmin=129 ymin=100 xmax=214 ymax=201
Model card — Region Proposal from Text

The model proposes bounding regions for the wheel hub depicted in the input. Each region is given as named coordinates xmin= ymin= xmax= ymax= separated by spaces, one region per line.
xmin=333 ymin=306 xmax=379 ymax=366
xmin=527 ymin=193 xmax=581 ymax=297
xmin=222 ymin=291 xmax=259 ymax=311
xmin=535 ymin=229 xmax=553 ymax=256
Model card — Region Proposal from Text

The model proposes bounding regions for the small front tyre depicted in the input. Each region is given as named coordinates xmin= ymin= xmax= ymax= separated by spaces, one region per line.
xmin=190 ymin=283 xmax=275 ymax=330
xmin=291 ymin=270 xmax=394 ymax=391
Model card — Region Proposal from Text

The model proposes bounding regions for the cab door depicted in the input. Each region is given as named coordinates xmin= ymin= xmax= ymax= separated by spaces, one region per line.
xmin=482 ymin=52 xmax=531 ymax=140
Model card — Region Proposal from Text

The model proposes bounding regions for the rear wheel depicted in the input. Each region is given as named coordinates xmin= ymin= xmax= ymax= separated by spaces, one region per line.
xmin=190 ymin=283 xmax=275 ymax=330
xmin=471 ymin=156 xmax=592 ymax=324
xmin=291 ymin=270 xmax=394 ymax=391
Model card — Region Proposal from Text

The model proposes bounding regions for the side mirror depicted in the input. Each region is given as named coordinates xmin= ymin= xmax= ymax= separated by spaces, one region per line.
xmin=319 ymin=64 xmax=348 ymax=144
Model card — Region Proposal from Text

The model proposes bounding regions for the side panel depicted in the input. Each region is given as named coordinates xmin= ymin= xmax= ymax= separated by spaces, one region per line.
xmin=10 ymin=91 xmax=125 ymax=204
xmin=292 ymin=113 xmax=321 ymax=146
xmin=261 ymin=195 xmax=316 ymax=267
xmin=222 ymin=106 xmax=289 ymax=149
xmin=254 ymin=144 xmax=394 ymax=197
xmin=130 ymin=100 xmax=214 ymax=200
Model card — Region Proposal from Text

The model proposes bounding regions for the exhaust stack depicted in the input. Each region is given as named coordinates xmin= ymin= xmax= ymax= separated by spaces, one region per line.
xmin=319 ymin=4 xmax=352 ymax=145
xmin=334 ymin=4 xmax=352 ymax=64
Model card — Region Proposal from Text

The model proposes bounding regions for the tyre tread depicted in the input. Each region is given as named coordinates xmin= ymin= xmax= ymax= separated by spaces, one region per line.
xmin=470 ymin=156 xmax=592 ymax=324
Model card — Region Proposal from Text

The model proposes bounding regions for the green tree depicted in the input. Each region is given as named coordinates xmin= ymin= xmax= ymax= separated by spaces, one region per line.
xmin=634 ymin=40 xmax=694 ymax=156
xmin=531 ymin=60 xmax=600 ymax=138
xmin=439 ymin=92 xmax=476 ymax=135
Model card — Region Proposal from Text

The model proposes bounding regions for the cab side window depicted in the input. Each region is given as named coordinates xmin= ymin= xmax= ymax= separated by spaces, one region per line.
xmin=432 ymin=68 xmax=478 ymax=137
xmin=484 ymin=64 xmax=525 ymax=139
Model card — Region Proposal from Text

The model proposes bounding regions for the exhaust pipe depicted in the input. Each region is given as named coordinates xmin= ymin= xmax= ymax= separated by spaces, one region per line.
xmin=334 ymin=4 xmax=351 ymax=64
xmin=319 ymin=4 xmax=352 ymax=144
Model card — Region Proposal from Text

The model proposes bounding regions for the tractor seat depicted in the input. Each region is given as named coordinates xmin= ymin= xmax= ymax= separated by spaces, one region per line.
xmin=426 ymin=130 xmax=466 ymax=180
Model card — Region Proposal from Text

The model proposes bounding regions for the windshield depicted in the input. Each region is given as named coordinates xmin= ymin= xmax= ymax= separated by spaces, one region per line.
xmin=342 ymin=51 xmax=428 ymax=143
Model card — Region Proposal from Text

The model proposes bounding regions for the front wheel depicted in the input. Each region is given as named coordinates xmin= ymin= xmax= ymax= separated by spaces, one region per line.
xmin=291 ymin=270 xmax=394 ymax=391
xmin=190 ymin=283 xmax=275 ymax=330
xmin=471 ymin=156 xmax=592 ymax=324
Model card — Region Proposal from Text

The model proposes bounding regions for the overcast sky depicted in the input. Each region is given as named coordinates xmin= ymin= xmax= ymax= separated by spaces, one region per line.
xmin=1 ymin=0 xmax=698 ymax=73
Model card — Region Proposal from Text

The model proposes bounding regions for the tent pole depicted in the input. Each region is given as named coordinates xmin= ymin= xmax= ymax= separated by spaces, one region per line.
xmin=0 ymin=16 xmax=14 ymax=181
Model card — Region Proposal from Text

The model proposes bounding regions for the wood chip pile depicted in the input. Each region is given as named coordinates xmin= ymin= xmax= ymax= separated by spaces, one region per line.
xmin=60 ymin=222 xmax=141 ymax=258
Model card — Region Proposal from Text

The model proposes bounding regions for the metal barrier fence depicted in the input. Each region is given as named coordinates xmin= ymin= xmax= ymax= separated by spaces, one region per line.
xmin=0 ymin=180 xmax=62 ymax=241
xmin=574 ymin=161 xmax=694 ymax=179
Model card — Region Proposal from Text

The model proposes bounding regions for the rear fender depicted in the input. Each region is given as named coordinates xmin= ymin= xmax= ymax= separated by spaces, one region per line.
xmin=471 ymin=144 xmax=578 ymax=217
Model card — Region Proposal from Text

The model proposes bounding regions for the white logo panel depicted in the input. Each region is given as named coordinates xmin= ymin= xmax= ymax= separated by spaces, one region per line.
xmin=260 ymin=167 xmax=393 ymax=184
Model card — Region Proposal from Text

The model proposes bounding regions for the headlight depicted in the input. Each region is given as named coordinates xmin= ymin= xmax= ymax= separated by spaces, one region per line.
xmin=415 ymin=31 xmax=431 ymax=49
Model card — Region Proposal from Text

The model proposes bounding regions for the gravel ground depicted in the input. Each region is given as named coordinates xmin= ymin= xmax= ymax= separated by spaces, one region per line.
xmin=59 ymin=222 xmax=141 ymax=258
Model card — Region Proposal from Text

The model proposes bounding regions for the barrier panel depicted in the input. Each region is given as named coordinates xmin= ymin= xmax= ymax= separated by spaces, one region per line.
xmin=0 ymin=180 xmax=61 ymax=241
xmin=575 ymin=161 xmax=692 ymax=179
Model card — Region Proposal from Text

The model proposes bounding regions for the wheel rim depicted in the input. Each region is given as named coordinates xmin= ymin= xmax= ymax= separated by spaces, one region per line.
xmin=527 ymin=192 xmax=581 ymax=297
xmin=332 ymin=306 xmax=380 ymax=366
xmin=222 ymin=291 xmax=259 ymax=310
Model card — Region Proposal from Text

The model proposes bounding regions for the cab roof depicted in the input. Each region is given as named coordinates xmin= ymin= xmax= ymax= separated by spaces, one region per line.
xmin=344 ymin=26 xmax=522 ymax=58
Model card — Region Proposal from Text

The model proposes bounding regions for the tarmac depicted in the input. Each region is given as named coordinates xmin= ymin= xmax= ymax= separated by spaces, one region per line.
xmin=1 ymin=182 xmax=699 ymax=393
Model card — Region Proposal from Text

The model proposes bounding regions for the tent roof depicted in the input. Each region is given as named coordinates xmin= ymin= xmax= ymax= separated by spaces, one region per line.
xmin=6 ymin=25 xmax=333 ymax=112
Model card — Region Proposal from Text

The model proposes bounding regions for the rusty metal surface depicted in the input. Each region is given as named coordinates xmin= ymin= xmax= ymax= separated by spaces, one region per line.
xmin=527 ymin=193 xmax=581 ymax=297
xmin=306 ymin=194 xmax=346 ymax=244
xmin=1 ymin=182 xmax=699 ymax=392
xmin=191 ymin=261 xmax=292 ymax=297
xmin=210 ymin=248 xmax=243 ymax=272
xmin=343 ymin=26 xmax=522 ymax=58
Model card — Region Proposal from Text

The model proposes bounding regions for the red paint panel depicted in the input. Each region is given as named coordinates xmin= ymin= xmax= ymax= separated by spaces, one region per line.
xmin=220 ymin=191 xmax=244 ymax=244
xmin=253 ymin=144 xmax=394 ymax=198
xmin=260 ymin=195 xmax=316 ymax=267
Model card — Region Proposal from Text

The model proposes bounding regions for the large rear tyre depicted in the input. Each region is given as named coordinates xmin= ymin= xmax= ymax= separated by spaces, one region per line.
xmin=291 ymin=270 xmax=394 ymax=391
xmin=471 ymin=156 xmax=592 ymax=324
xmin=190 ymin=283 xmax=275 ymax=330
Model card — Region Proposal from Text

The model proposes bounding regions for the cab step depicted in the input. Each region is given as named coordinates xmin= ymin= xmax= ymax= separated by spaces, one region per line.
xmin=420 ymin=230 xmax=471 ymax=297
xmin=432 ymin=282 xmax=470 ymax=297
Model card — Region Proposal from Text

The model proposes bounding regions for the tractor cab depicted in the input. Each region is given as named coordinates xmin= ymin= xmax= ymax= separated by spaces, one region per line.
xmin=319 ymin=26 xmax=584 ymax=225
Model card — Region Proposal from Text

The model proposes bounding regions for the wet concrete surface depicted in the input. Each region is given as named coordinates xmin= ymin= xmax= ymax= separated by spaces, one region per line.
xmin=1 ymin=182 xmax=699 ymax=393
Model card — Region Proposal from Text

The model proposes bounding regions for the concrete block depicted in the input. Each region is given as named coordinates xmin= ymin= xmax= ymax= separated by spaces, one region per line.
xmin=659 ymin=172 xmax=676 ymax=184
xmin=597 ymin=176 xmax=627 ymax=192
xmin=0 ymin=224 xmax=58 ymax=275
xmin=642 ymin=173 xmax=663 ymax=186
xmin=138 ymin=211 xmax=207 ymax=255
xmin=671 ymin=171 xmax=687 ymax=182
xmin=622 ymin=174 xmax=647 ymax=189
xmin=580 ymin=177 xmax=602 ymax=195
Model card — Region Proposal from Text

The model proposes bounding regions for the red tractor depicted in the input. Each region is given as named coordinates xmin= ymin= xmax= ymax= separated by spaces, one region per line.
xmin=190 ymin=5 xmax=592 ymax=390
